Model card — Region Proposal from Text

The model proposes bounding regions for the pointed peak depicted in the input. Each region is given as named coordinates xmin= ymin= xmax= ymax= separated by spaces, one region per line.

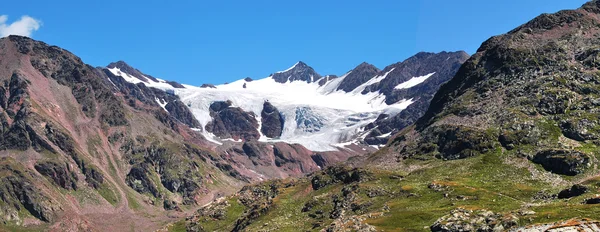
xmin=354 ymin=62 xmax=378 ymax=71
xmin=276 ymin=61 xmax=310 ymax=74
xmin=271 ymin=61 xmax=321 ymax=83
xmin=296 ymin=61 xmax=308 ymax=67
xmin=107 ymin=60 xmax=132 ymax=69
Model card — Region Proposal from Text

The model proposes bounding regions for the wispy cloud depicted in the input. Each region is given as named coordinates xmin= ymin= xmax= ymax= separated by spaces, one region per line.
xmin=0 ymin=15 xmax=41 ymax=38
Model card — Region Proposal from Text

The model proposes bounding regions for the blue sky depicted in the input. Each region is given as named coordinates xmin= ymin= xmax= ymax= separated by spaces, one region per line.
xmin=1 ymin=0 xmax=589 ymax=86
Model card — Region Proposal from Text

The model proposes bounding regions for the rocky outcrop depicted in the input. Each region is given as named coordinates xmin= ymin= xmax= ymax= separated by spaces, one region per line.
xmin=200 ymin=83 xmax=216 ymax=88
xmin=271 ymin=61 xmax=322 ymax=83
xmin=34 ymin=161 xmax=78 ymax=190
xmin=431 ymin=208 xmax=518 ymax=232
xmin=206 ymin=101 xmax=260 ymax=141
xmin=0 ymin=158 xmax=59 ymax=223
xmin=310 ymin=166 xmax=372 ymax=191
xmin=532 ymin=150 xmax=590 ymax=176
xmin=122 ymin=138 xmax=209 ymax=207
xmin=336 ymin=62 xmax=380 ymax=92
xmin=260 ymin=101 xmax=284 ymax=138
xmin=557 ymin=184 xmax=588 ymax=199
xmin=318 ymin=74 xmax=338 ymax=86
xmin=513 ymin=219 xmax=600 ymax=232
xmin=165 ymin=100 xmax=202 ymax=128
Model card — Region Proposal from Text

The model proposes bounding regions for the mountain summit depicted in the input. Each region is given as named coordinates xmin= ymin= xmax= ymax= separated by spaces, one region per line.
xmin=336 ymin=62 xmax=380 ymax=92
xmin=270 ymin=61 xmax=322 ymax=83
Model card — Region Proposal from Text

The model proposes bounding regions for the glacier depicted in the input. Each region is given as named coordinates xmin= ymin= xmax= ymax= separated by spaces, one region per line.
xmin=108 ymin=64 xmax=424 ymax=152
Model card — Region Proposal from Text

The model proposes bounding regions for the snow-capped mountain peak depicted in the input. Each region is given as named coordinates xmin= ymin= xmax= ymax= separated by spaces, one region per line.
xmin=106 ymin=61 xmax=185 ymax=90
xmin=270 ymin=61 xmax=322 ymax=83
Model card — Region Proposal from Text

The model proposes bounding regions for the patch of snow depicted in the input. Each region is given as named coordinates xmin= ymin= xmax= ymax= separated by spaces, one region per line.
xmin=203 ymin=132 xmax=223 ymax=145
xmin=155 ymin=97 xmax=168 ymax=112
xmin=394 ymin=72 xmax=436 ymax=90
xmin=376 ymin=132 xmax=392 ymax=138
xmin=351 ymin=68 xmax=396 ymax=94
xmin=108 ymin=67 xmax=178 ymax=90
xmin=223 ymin=138 xmax=243 ymax=143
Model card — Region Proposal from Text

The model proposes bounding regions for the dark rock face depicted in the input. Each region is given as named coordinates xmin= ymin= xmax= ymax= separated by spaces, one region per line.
xmin=206 ymin=101 xmax=260 ymax=141
xmin=363 ymin=52 xmax=469 ymax=146
xmin=121 ymin=139 xmax=208 ymax=207
xmin=318 ymin=75 xmax=338 ymax=86
xmin=261 ymin=101 xmax=284 ymax=138
xmin=0 ymin=158 xmax=57 ymax=222
xmin=532 ymin=150 xmax=590 ymax=176
xmin=44 ymin=123 xmax=105 ymax=188
xmin=34 ymin=161 xmax=79 ymax=190
xmin=392 ymin=125 xmax=497 ymax=161
xmin=200 ymin=83 xmax=216 ymax=88
xmin=241 ymin=142 xmax=273 ymax=166
xmin=336 ymin=62 xmax=380 ymax=92
xmin=557 ymin=184 xmax=588 ymax=199
xmin=165 ymin=100 xmax=202 ymax=128
xmin=271 ymin=61 xmax=322 ymax=83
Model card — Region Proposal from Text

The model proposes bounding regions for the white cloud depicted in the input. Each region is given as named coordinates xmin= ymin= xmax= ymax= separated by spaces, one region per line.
xmin=0 ymin=15 xmax=41 ymax=38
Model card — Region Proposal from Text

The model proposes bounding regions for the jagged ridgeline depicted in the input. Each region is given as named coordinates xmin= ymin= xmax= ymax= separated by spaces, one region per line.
xmin=0 ymin=35 xmax=245 ymax=230
xmin=183 ymin=1 xmax=600 ymax=231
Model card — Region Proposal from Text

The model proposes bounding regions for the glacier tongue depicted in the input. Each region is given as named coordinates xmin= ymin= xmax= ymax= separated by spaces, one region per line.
xmin=176 ymin=75 xmax=413 ymax=151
